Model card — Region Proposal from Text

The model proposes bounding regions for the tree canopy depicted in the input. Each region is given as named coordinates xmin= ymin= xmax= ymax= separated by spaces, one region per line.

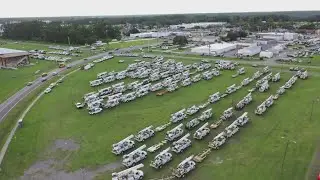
xmin=173 ymin=36 xmax=188 ymax=46
xmin=2 ymin=21 xmax=122 ymax=45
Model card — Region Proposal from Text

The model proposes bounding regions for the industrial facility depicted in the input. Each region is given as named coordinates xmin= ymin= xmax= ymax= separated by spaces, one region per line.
xmin=237 ymin=45 xmax=262 ymax=57
xmin=0 ymin=48 xmax=30 ymax=67
xmin=191 ymin=43 xmax=237 ymax=55
xmin=257 ymin=32 xmax=299 ymax=41
xmin=130 ymin=31 xmax=191 ymax=38
xmin=169 ymin=22 xmax=227 ymax=29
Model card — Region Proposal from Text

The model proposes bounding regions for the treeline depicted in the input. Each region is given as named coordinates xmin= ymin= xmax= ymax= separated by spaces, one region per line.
xmin=2 ymin=21 xmax=121 ymax=45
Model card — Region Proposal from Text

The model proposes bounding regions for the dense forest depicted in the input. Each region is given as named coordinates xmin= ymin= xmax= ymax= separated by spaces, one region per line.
xmin=1 ymin=21 xmax=122 ymax=45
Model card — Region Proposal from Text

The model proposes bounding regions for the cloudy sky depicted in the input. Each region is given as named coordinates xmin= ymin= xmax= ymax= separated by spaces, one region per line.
xmin=0 ymin=0 xmax=318 ymax=18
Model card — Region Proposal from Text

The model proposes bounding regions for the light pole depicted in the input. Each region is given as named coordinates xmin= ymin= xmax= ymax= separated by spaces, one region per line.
xmin=309 ymin=97 xmax=320 ymax=121
xmin=280 ymin=137 xmax=296 ymax=180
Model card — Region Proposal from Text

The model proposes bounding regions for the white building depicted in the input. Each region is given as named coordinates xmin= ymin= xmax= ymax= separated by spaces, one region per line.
xmin=191 ymin=43 xmax=237 ymax=55
xmin=130 ymin=32 xmax=154 ymax=38
xmin=257 ymin=32 xmax=298 ymax=41
xmin=191 ymin=36 xmax=219 ymax=43
xmin=269 ymin=44 xmax=286 ymax=54
xmin=283 ymin=33 xmax=299 ymax=41
xmin=237 ymin=45 xmax=262 ymax=57
xmin=259 ymin=51 xmax=274 ymax=58
xmin=170 ymin=22 xmax=227 ymax=29
xmin=130 ymin=31 xmax=190 ymax=38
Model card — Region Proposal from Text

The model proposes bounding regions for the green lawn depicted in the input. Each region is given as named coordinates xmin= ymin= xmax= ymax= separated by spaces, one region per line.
xmin=0 ymin=40 xmax=105 ymax=103
xmin=0 ymin=57 xmax=319 ymax=180
xmin=0 ymin=59 xmax=57 ymax=103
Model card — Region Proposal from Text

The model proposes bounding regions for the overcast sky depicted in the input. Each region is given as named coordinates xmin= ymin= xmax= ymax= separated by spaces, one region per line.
xmin=0 ymin=0 xmax=318 ymax=18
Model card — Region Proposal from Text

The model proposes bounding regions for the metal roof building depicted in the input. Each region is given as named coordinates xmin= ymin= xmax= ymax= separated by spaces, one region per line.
xmin=0 ymin=48 xmax=30 ymax=67
xmin=191 ymin=43 xmax=237 ymax=55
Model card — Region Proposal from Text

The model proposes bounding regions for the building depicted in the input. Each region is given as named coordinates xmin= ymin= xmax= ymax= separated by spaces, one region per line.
xmin=259 ymin=51 xmax=274 ymax=58
xmin=170 ymin=22 xmax=227 ymax=29
xmin=129 ymin=31 xmax=191 ymax=38
xmin=237 ymin=45 xmax=262 ymax=57
xmin=191 ymin=43 xmax=237 ymax=55
xmin=269 ymin=44 xmax=286 ymax=54
xmin=191 ymin=36 xmax=219 ymax=43
xmin=0 ymin=48 xmax=30 ymax=67
xmin=257 ymin=32 xmax=298 ymax=41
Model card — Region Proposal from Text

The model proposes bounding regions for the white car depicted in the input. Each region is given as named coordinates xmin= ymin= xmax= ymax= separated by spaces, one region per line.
xmin=75 ymin=102 xmax=85 ymax=109
xmin=44 ymin=88 xmax=52 ymax=94
xmin=52 ymin=72 xmax=58 ymax=76
xmin=89 ymin=107 xmax=103 ymax=115
xmin=48 ymin=83 xmax=56 ymax=89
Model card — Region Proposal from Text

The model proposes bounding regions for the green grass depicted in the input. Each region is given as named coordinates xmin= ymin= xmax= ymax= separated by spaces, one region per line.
xmin=0 ymin=73 xmax=62 ymax=149
xmin=278 ymin=55 xmax=320 ymax=66
xmin=106 ymin=39 xmax=159 ymax=50
xmin=0 ymin=59 xmax=57 ymax=103
xmin=0 ymin=39 xmax=106 ymax=103
xmin=0 ymin=57 xmax=320 ymax=180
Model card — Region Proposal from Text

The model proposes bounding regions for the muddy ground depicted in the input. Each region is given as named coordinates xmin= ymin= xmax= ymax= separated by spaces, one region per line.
xmin=21 ymin=139 xmax=121 ymax=180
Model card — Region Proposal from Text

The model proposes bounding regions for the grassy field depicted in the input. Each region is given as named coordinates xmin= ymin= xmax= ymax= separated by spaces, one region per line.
xmin=0 ymin=40 xmax=104 ymax=103
xmin=0 ymin=57 xmax=319 ymax=180
xmin=0 ymin=59 xmax=57 ymax=103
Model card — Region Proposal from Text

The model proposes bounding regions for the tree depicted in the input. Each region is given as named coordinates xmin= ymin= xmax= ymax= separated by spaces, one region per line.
xmin=226 ymin=32 xmax=238 ymax=41
xmin=173 ymin=36 xmax=188 ymax=46
xmin=124 ymin=27 xmax=140 ymax=36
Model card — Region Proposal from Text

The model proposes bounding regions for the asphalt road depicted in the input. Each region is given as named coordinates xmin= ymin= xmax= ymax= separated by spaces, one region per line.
xmin=0 ymin=44 xmax=155 ymax=123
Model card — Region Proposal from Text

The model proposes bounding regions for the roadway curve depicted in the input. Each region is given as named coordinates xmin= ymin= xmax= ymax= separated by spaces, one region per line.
xmin=0 ymin=44 xmax=153 ymax=123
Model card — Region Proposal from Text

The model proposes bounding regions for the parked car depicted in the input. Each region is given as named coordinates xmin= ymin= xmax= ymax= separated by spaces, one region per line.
xmin=52 ymin=72 xmax=58 ymax=76
xmin=44 ymin=88 xmax=51 ymax=94
xmin=26 ymin=82 xmax=33 ymax=86
xmin=41 ymin=77 xmax=47 ymax=82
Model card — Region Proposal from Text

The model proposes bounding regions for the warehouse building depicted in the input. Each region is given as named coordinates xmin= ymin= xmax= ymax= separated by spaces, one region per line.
xmin=191 ymin=36 xmax=219 ymax=43
xmin=191 ymin=43 xmax=237 ymax=55
xmin=259 ymin=51 xmax=274 ymax=58
xmin=237 ymin=45 xmax=262 ymax=57
xmin=257 ymin=32 xmax=299 ymax=41
xmin=170 ymin=22 xmax=227 ymax=29
xmin=0 ymin=48 xmax=30 ymax=67
xmin=269 ymin=44 xmax=286 ymax=54
xmin=130 ymin=31 xmax=190 ymax=38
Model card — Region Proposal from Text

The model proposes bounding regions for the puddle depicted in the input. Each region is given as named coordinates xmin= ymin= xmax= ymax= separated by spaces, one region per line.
xmin=21 ymin=160 xmax=122 ymax=180
xmin=51 ymin=139 xmax=80 ymax=152
xmin=21 ymin=138 xmax=122 ymax=180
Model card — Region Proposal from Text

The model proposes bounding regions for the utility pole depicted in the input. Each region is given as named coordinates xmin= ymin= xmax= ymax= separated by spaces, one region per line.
xmin=280 ymin=140 xmax=289 ymax=180
xmin=279 ymin=138 xmax=296 ymax=180
xmin=309 ymin=97 xmax=319 ymax=121
xmin=67 ymin=36 xmax=70 ymax=45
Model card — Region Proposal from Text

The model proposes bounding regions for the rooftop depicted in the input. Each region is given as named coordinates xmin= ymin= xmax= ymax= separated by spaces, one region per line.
xmin=192 ymin=43 xmax=236 ymax=50
xmin=0 ymin=48 xmax=27 ymax=55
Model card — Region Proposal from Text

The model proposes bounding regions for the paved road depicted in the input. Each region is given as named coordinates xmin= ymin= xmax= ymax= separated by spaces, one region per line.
xmin=0 ymin=44 xmax=155 ymax=123
xmin=0 ymin=68 xmax=80 ymax=166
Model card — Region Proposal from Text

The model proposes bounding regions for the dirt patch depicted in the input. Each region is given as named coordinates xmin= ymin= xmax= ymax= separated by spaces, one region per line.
xmin=21 ymin=161 xmax=122 ymax=180
xmin=50 ymin=139 xmax=80 ymax=152
xmin=209 ymin=156 xmax=224 ymax=165
xmin=21 ymin=138 xmax=122 ymax=180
